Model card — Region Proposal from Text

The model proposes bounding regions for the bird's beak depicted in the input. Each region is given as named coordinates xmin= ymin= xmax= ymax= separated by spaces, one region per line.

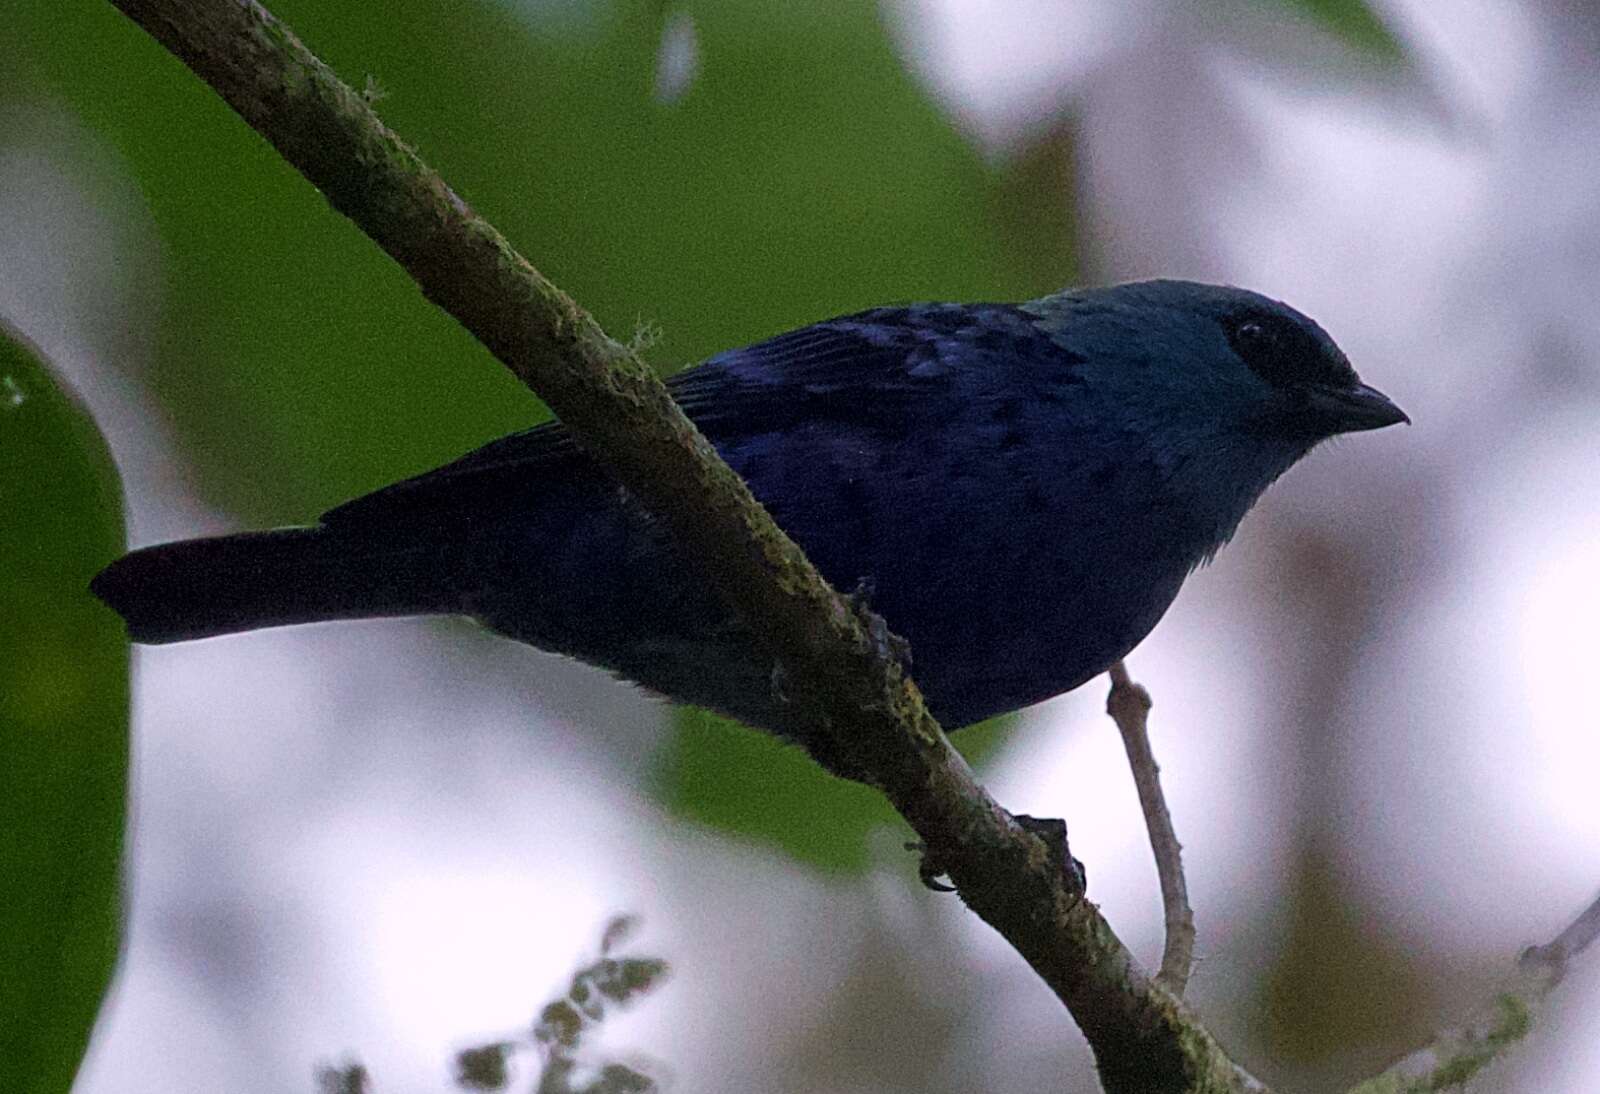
xmin=1310 ymin=381 xmax=1410 ymax=433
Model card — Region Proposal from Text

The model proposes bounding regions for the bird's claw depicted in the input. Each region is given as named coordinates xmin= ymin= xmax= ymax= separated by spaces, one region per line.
xmin=848 ymin=577 xmax=912 ymax=669
xmin=906 ymin=839 xmax=958 ymax=892
xmin=847 ymin=576 xmax=877 ymax=607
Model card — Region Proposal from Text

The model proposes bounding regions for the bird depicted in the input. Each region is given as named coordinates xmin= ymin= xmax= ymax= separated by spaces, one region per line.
xmin=91 ymin=279 xmax=1407 ymax=748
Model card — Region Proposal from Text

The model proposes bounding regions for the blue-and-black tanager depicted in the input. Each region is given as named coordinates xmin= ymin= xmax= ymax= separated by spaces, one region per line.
xmin=91 ymin=279 xmax=1408 ymax=745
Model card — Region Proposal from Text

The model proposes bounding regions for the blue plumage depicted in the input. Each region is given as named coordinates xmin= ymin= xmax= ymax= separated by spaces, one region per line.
xmin=91 ymin=280 xmax=1406 ymax=743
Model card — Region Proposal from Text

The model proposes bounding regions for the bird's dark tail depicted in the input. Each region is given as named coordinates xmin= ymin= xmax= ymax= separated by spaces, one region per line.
xmin=90 ymin=527 xmax=459 ymax=644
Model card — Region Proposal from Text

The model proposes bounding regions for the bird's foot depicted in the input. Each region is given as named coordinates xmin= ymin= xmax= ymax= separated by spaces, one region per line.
xmin=1014 ymin=814 xmax=1087 ymax=894
xmin=908 ymin=815 xmax=1086 ymax=894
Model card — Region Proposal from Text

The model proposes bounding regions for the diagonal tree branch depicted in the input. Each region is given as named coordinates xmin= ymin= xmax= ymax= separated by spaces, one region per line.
xmin=106 ymin=1 xmax=1260 ymax=1089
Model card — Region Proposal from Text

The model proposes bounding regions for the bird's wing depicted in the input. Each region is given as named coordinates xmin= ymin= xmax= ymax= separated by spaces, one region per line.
xmin=319 ymin=419 xmax=584 ymax=530
xmin=670 ymin=303 xmax=1059 ymax=436
xmin=322 ymin=305 xmax=1046 ymax=530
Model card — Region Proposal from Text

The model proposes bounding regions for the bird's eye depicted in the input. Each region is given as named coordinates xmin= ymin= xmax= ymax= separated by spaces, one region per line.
xmin=1224 ymin=310 xmax=1351 ymax=390
xmin=1234 ymin=321 xmax=1268 ymax=347
xmin=1229 ymin=320 xmax=1285 ymax=366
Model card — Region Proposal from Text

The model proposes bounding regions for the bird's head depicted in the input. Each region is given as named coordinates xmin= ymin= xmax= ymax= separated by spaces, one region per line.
xmin=1032 ymin=279 xmax=1409 ymax=445
xmin=1024 ymin=280 xmax=1408 ymax=552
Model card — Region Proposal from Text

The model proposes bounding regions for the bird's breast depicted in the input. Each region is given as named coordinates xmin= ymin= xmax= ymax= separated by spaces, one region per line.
xmin=733 ymin=430 xmax=1203 ymax=726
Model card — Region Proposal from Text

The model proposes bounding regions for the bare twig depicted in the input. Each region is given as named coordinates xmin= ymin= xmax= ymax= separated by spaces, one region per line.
xmin=1107 ymin=661 xmax=1196 ymax=995
xmin=1519 ymin=887 xmax=1600 ymax=977
xmin=104 ymin=2 xmax=1259 ymax=1090
xmin=1348 ymin=888 xmax=1600 ymax=1094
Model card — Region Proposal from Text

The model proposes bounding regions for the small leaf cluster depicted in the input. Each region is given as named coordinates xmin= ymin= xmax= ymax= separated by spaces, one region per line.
xmin=315 ymin=917 xmax=668 ymax=1094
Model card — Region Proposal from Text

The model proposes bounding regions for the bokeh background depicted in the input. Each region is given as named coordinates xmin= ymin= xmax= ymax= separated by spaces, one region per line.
xmin=4 ymin=0 xmax=1599 ymax=1090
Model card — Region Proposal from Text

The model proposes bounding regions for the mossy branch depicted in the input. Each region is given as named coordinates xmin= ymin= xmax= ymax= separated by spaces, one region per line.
xmin=108 ymin=0 xmax=1260 ymax=1089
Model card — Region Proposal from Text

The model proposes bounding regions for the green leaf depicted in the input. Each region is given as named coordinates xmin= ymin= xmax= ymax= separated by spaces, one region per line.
xmin=1274 ymin=0 xmax=1406 ymax=60
xmin=0 ymin=325 xmax=129 ymax=1094
xmin=656 ymin=709 xmax=895 ymax=870
xmin=454 ymin=1042 xmax=513 ymax=1090
xmin=656 ymin=707 xmax=1017 ymax=871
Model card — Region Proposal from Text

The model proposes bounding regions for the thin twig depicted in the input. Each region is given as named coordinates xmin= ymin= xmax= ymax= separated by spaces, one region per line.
xmin=104 ymin=3 xmax=1260 ymax=1090
xmin=1107 ymin=661 xmax=1196 ymax=995
xmin=1519 ymin=886 xmax=1600 ymax=978
xmin=1348 ymin=888 xmax=1600 ymax=1094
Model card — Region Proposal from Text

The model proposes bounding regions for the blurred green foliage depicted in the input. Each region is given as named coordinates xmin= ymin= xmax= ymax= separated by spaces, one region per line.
xmin=10 ymin=0 xmax=1074 ymax=868
xmin=3 ymin=0 xmax=1399 ymax=874
xmin=12 ymin=0 xmax=1074 ymax=521
xmin=1255 ymin=848 xmax=1434 ymax=1084
xmin=658 ymin=708 xmax=1020 ymax=870
xmin=1276 ymin=0 xmax=1405 ymax=59
xmin=0 ymin=326 xmax=128 ymax=1094
xmin=318 ymin=916 xmax=669 ymax=1092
